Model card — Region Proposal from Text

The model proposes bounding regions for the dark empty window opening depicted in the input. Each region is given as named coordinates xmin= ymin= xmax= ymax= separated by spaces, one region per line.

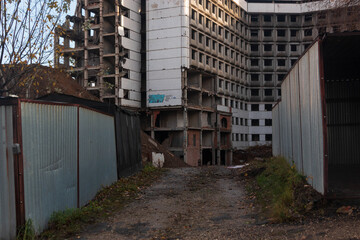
xmin=264 ymin=29 xmax=272 ymax=37
xmin=277 ymin=15 xmax=285 ymax=22
xmin=291 ymin=45 xmax=298 ymax=51
xmin=264 ymin=44 xmax=272 ymax=51
xmin=304 ymin=28 xmax=313 ymax=36
xmin=278 ymin=74 xmax=285 ymax=82
xmin=193 ymin=134 xmax=196 ymax=146
xmin=251 ymin=44 xmax=259 ymax=51
xmin=265 ymin=119 xmax=272 ymax=126
xmin=251 ymin=89 xmax=259 ymax=96
xmin=278 ymin=59 xmax=286 ymax=66
xmin=265 ymin=134 xmax=272 ymax=141
xmin=265 ymin=74 xmax=272 ymax=81
xmin=265 ymin=104 xmax=272 ymax=111
xmin=251 ymin=15 xmax=258 ymax=22
xmin=251 ymin=104 xmax=259 ymax=111
xmin=251 ymin=119 xmax=259 ymax=126
xmin=264 ymin=89 xmax=273 ymax=96
xmin=221 ymin=118 xmax=228 ymax=128
xmin=304 ymin=14 xmax=312 ymax=22
xmin=277 ymin=44 xmax=286 ymax=51
xmin=252 ymin=134 xmax=260 ymax=141
xmin=290 ymin=15 xmax=297 ymax=22
xmin=264 ymin=15 xmax=272 ymax=22
xmin=277 ymin=29 xmax=286 ymax=37
xmin=251 ymin=74 xmax=259 ymax=81
xmin=264 ymin=59 xmax=272 ymax=66
xmin=251 ymin=30 xmax=258 ymax=37
xmin=251 ymin=59 xmax=259 ymax=66
xmin=291 ymin=29 xmax=298 ymax=37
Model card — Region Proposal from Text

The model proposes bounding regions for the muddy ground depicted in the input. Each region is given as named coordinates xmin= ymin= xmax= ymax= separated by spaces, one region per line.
xmin=73 ymin=167 xmax=360 ymax=240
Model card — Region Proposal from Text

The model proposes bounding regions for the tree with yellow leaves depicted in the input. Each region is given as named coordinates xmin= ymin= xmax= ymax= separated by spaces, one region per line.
xmin=0 ymin=0 xmax=71 ymax=96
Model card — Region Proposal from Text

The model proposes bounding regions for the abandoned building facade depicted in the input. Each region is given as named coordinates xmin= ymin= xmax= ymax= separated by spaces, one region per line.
xmin=55 ymin=0 xmax=359 ymax=166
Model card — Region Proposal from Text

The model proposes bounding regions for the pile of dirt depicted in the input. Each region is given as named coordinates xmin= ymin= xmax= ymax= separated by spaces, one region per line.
xmin=233 ymin=145 xmax=272 ymax=165
xmin=10 ymin=66 xmax=99 ymax=101
xmin=140 ymin=131 xmax=190 ymax=168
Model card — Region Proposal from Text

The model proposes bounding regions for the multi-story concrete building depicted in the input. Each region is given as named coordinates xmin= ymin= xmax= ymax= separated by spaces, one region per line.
xmin=55 ymin=0 xmax=359 ymax=166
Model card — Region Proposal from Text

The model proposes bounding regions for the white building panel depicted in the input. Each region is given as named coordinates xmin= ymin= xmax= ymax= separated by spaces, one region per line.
xmin=121 ymin=99 xmax=141 ymax=108
xmin=147 ymin=78 xmax=182 ymax=91
xmin=148 ymin=57 xmax=188 ymax=71
xmin=129 ymin=71 xmax=141 ymax=81
xmin=121 ymin=78 xmax=141 ymax=91
xmin=129 ymin=50 xmax=141 ymax=62
xmin=148 ymin=69 xmax=182 ymax=80
xmin=148 ymin=37 xmax=189 ymax=51
xmin=148 ymin=48 xmax=188 ymax=61
xmin=123 ymin=58 xmax=141 ymax=72
xmin=122 ymin=37 xmax=141 ymax=52
xmin=121 ymin=0 xmax=141 ymax=15
xmin=148 ymin=27 xmax=188 ymax=40
xmin=148 ymin=7 xmax=188 ymax=20
xmin=122 ymin=16 xmax=141 ymax=33
xmin=129 ymin=31 xmax=141 ymax=43
xmin=147 ymin=90 xmax=182 ymax=107
xmin=148 ymin=16 xmax=188 ymax=30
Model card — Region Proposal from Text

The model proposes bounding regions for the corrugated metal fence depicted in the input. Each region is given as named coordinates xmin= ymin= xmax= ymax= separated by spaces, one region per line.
xmin=0 ymin=99 xmax=118 ymax=236
xmin=272 ymin=41 xmax=325 ymax=194
xmin=0 ymin=105 xmax=17 ymax=240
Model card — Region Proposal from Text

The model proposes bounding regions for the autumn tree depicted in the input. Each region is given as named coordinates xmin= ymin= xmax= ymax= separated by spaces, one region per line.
xmin=0 ymin=0 xmax=71 ymax=96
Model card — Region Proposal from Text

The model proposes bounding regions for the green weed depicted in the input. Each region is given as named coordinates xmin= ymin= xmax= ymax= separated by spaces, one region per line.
xmin=255 ymin=157 xmax=305 ymax=222
xmin=17 ymin=219 xmax=35 ymax=240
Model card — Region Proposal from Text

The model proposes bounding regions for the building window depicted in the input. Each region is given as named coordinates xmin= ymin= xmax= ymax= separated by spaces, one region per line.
xmin=266 ymin=134 xmax=272 ymax=141
xmin=291 ymin=29 xmax=298 ymax=37
xmin=264 ymin=29 xmax=272 ymax=37
xmin=291 ymin=45 xmax=297 ymax=52
xmin=265 ymin=104 xmax=272 ymax=111
xmin=264 ymin=59 xmax=272 ymax=66
xmin=251 ymin=44 xmax=259 ymax=51
xmin=277 ymin=29 xmax=286 ymax=37
xmin=199 ymin=14 xmax=204 ymax=24
xmin=291 ymin=59 xmax=297 ymax=66
xmin=278 ymin=74 xmax=285 ymax=82
xmin=264 ymin=89 xmax=273 ymax=96
xmin=198 ymin=33 xmax=203 ymax=43
xmin=250 ymin=30 xmax=258 ymax=37
xmin=251 ymin=89 xmax=259 ymax=96
xmin=277 ymin=44 xmax=286 ymax=51
xmin=251 ymin=119 xmax=259 ymax=126
xmin=251 ymin=74 xmax=259 ymax=81
xmin=264 ymin=15 xmax=272 ymax=22
xmin=290 ymin=15 xmax=297 ymax=22
xmin=265 ymin=119 xmax=272 ymax=126
xmin=251 ymin=15 xmax=258 ymax=22
xmin=278 ymin=59 xmax=286 ymax=66
xmin=191 ymin=50 xmax=196 ymax=60
xmin=277 ymin=14 xmax=285 ymax=22
xmin=252 ymin=134 xmax=260 ymax=141
xmin=304 ymin=28 xmax=313 ymax=36
xmin=264 ymin=74 xmax=272 ymax=81
xmin=304 ymin=14 xmax=312 ymax=22
xmin=251 ymin=59 xmax=259 ymax=66
xmin=264 ymin=44 xmax=272 ymax=51
xmin=191 ymin=9 xmax=196 ymax=20
xmin=278 ymin=89 xmax=282 ymax=96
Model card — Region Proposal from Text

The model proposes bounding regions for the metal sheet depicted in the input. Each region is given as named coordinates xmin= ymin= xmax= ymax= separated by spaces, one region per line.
xmin=79 ymin=107 xmax=117 ymax=207
xmin=272 ymin=104 xmax=280 ymax=156
xmin=273 ymin=41 xmax=325 ymax=194
xmin=115 ymin=109 xmax=142 ymax=178
xmin=290 ymin=64 xmax=303 ymax=173
xmin=0 ymin=105 xmax=17 ymax=240
xmin=21 ymin=102 xmax=78 ymax=233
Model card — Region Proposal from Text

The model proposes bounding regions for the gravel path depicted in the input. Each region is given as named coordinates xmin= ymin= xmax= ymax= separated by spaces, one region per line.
xmin=73 ymin=167 xmax=360 ymax=240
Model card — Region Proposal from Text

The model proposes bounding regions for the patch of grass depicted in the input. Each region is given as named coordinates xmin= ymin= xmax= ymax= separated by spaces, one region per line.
xmin=254 ymin=157 xmax=306 ymax=222
xmin=17 ymin=219 xmax=35 ymax=240
xmin=39 ymin=163 xmax=165 ymax=239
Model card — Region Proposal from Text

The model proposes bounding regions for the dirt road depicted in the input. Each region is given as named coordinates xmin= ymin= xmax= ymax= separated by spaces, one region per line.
xmin=74 ymin=167 xmax=360 ymax=240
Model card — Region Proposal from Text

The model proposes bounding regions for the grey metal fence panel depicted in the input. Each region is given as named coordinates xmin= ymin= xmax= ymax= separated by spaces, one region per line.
xmin=299 ymin=51 xmax=314 ymax=186
xmin=290 ymin=65 xmax=303 ymax=173
xmin=272 ymin=104 xmax=280 ymax=156
xmin=115 ymin=109 xmax=142 ymax=178
xmin=21 ymin=102 xmax=78 ymax=233
xmin=79 ymin=107 xmax=117 ymax=207
xmin=274 ymin=41 xmax=325 ymax=194
xmin=308 ymin=42 xmax=324 ymax=194
xmin=0 ymin=105 xmax=17 ymax=240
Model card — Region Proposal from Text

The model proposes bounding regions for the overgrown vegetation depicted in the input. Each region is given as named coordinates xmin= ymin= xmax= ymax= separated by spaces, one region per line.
xmin=249 ymin=157 xmax=307 ymax=222
xmin=17 ymin=219 xmax=35 ymax=240
xmin=37 ymin=164 xmax=165 ymax=239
